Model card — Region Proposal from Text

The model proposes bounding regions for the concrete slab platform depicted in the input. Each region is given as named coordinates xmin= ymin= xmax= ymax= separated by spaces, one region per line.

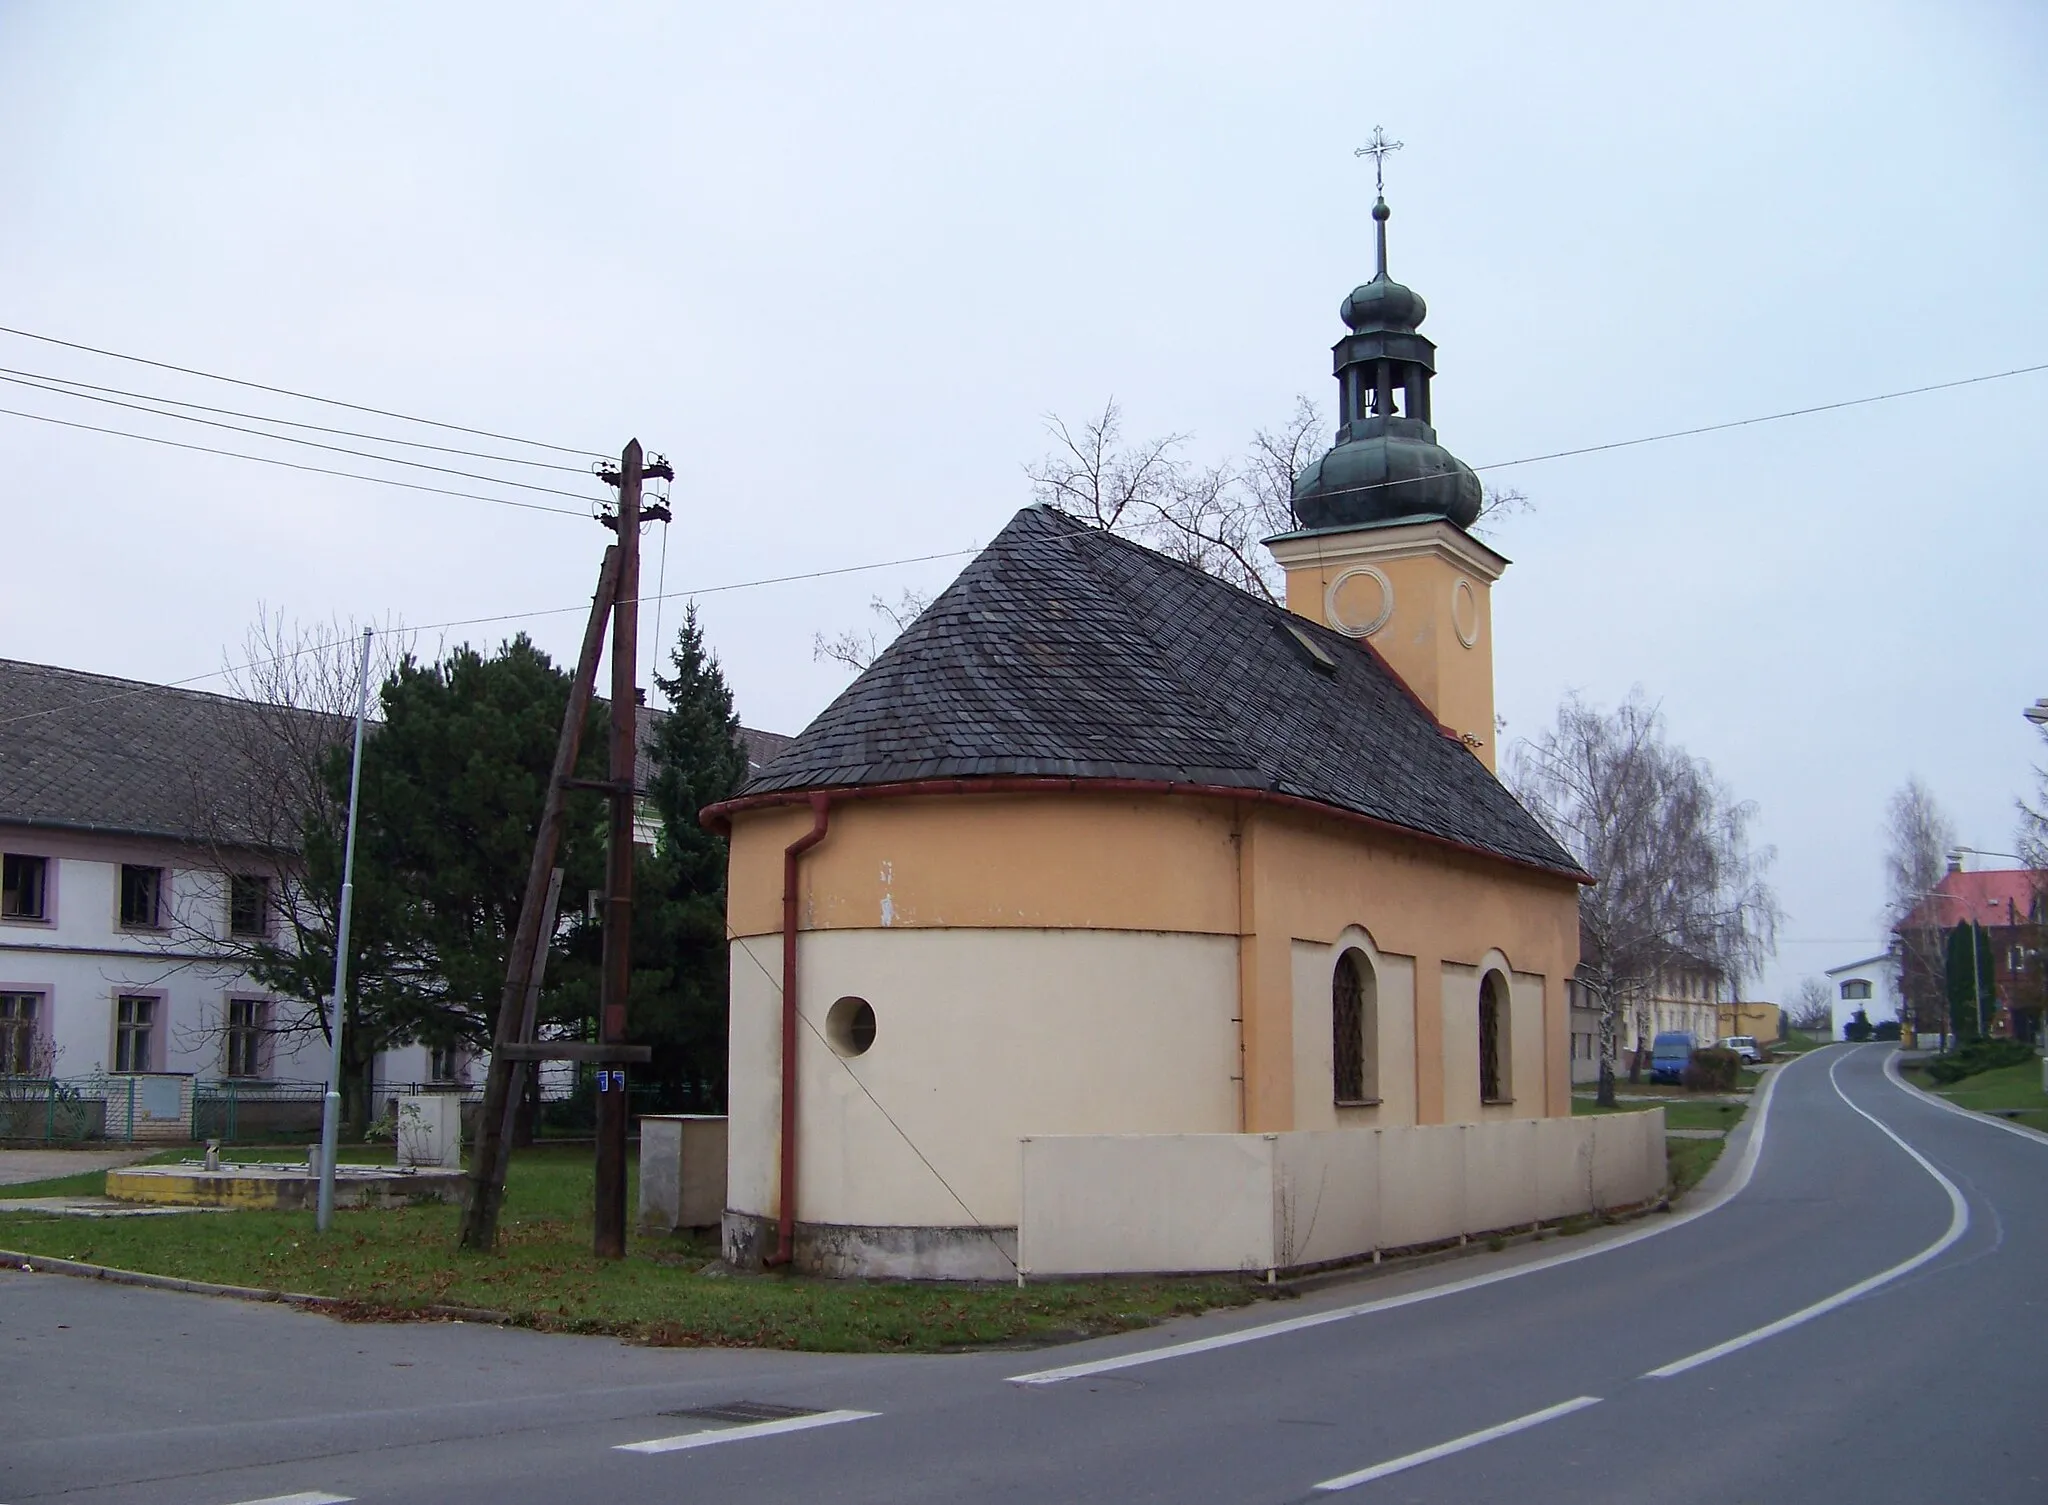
xmin=106 ymin=1163 xmax=467 ymax=1210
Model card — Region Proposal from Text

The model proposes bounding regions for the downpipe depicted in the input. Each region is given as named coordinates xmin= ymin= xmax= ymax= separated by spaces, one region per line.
xmin=769 ymin=792 xmax=833 ymax=1268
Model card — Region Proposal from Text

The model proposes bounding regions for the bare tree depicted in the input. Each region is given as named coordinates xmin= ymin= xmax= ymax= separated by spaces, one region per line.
xmin=154 ymin=610 xmax=412 ymax=1124
xmin=1508 ymin=689 xmax=1781 ymax=1106
xmin=811 ymin=590 xmax=933 ymax=673
xmin=1028 ymin=397 xmax=1531 ymax=604
xmin=814 ymin=395 xmax=1532 ymax=670
xmin=1883 ymin=777 xmax=1955 ymax=1049
xmin=1789 ymin=976 xmax=1834 ymax=1035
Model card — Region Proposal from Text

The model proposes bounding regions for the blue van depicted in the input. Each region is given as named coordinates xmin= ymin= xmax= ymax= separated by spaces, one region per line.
xmin=1650 ymin=1032 xmax=1696 ymax=1084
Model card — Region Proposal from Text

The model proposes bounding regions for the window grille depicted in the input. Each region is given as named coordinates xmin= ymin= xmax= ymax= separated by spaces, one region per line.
xmin=225 ymin=999 xmax=265 ymax=1078
xmin=1332 ymin=949 xmax=1378 ymax=1104
xmin=115 ymin=995 xmax=156 ymax=1073
xmin=1480 ymin=973 xmax=1508 ymax=1103
xmin=0 ymin=993 xmax=37 ymax=1074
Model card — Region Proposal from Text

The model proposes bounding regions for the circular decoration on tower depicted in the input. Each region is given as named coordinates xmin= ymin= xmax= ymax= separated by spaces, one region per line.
xmin=1326 ymin=566 xmax=1394 ymax=639
xmin=1451 ymin=578 xmax=1481 ymax=648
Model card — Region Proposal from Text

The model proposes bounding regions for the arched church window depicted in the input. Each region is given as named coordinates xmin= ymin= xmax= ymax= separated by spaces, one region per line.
xmin=1333 ymin=949 xmax=1379 ymax=1105
xmin=1479 ymin=970 xmax=1511 ymax=1104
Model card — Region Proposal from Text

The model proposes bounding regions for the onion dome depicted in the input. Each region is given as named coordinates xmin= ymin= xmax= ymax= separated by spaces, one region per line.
xmin=1289 ymin=192 xmax=1482 ymax=532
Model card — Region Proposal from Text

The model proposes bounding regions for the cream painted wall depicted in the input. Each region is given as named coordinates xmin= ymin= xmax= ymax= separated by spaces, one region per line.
xmin=1289 ymin=932 xmax=1418 ymax=1130
xmin=727 ymin=926 xmax=1240 ymax=1229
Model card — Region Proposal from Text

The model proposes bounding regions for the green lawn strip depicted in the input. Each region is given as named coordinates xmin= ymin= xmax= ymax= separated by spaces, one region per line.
xmin=0 ymin=1147 xmax=1252 ymax=1352
xmin=1915 ymin=1059 xmax=2048 ymax=1133
xmin=1666 ymin=1137 xmax=1724 ymax=1197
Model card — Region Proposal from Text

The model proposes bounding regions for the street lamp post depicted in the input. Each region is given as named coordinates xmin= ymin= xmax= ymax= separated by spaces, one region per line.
xmin=316 ymin=628 xmax=375 ymax=1234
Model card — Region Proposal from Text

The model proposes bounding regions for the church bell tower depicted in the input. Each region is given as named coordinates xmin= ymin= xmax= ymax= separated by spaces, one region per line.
xmin=1266 ymin=131 xmax=1507 ymax=770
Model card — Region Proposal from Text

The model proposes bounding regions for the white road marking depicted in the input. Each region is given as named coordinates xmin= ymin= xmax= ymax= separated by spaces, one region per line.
xmin=221 ymin=1494 xmax=352 ymax=1505
xmin=1884 ymin=1046 xmax=2048 ymax=1147
xmin=1644 ymin=1049 xmax=1968 ymax=1379
xmin=1007 ymin=1051 xmax=1808 ymax=1385
xmin=616 ymin=1409 xmax=879 ymax=1454
xmin=1311 ymin=1396 xmax=1603 ymax=1493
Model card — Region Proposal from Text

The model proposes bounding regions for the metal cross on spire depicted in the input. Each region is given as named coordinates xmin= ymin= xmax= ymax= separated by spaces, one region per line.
xmin=1354 ymin=125 xmax=1404 ymax=194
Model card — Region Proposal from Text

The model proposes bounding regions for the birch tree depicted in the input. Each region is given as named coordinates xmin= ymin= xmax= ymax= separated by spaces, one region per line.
xmin=1882 ymin=777 xmax=1955 ymax=1048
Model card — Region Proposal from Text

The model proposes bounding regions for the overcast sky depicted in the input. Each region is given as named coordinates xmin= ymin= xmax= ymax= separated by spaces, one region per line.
xmin=3 ymin=1 xmax=2043 ymax=1007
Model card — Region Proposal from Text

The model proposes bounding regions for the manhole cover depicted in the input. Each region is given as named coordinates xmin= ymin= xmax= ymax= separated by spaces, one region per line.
xmin=660 ymin=1401 xmax=822 ymax=1425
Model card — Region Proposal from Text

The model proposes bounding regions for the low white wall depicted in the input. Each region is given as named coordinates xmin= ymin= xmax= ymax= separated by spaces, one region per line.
xmin=1018 ymin=1109 xmax=1666 ymax=1278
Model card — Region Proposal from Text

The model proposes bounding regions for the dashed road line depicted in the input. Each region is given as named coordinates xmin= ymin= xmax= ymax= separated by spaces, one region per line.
xmin=1643 ymin=1049 xmax=1968 ymax=1379
xmin=1311 ymin=1396 xmax=1603 ymax=1492
xmin=220 ymin=1494 xmax=352 ymax=1505
xmin=616 ymin=1409 xmax=879 ymax=1455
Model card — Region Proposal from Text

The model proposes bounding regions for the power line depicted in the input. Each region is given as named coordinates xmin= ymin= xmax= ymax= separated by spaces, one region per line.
xmin=0 ymin=323 xmax=610 ymax=459
xmin=0 ymin=375 xmax=605 ymax=501
xmin=0 ymin=544 xmax=982 ymax=730
xmin=0 ymin=405 xmax=592 ymax=519
xmin=0 ymin=365 xmax=592 ymax=472
xmin=1305 ymin=360 xmax=2048 ymax=507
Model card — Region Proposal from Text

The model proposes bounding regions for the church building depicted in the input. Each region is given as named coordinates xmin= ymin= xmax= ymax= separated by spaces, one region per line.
xmin=705 ymin=182 xmax=1600 ymax=1279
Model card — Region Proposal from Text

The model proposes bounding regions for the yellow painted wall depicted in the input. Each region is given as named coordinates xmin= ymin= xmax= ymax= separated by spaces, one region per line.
xmin=1268 ymin=521 xmax=1505 ymax=769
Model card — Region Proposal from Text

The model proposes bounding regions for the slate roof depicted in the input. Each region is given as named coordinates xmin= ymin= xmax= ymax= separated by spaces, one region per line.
xmin=741 ymin=506 xmax=1584 ymax=878
xmin=0 ymin=657 xmax=796 ymax=851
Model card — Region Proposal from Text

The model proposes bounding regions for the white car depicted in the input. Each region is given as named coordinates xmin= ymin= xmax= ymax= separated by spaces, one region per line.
xmin=1719 ymin=1035 xmax=1763 ymax=1063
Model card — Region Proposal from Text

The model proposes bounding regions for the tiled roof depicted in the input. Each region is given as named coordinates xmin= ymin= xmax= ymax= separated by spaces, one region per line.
xmin=1902 ymin=869 xmax=2047 ymax=931
xmin=740 ymin=506 xmax=1584 ymax=878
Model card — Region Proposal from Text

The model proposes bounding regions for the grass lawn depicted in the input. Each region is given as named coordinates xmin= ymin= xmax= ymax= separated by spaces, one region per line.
xmin=0 ymin=1146 xmax=1254 ymax=1352
xmin=1908 ymin=1059 xmax=2048 ymax=1133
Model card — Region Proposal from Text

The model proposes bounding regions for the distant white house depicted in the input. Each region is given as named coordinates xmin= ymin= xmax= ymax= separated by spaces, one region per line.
xmin=1824 ymin=952 xmax=1901 ymax=1038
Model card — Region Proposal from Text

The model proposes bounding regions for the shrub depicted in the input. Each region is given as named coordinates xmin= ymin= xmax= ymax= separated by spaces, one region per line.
xmin=1873 ymin=1020 xmax=1901 ymax=1041
xmin=1683 ymin=1046 xmax=1742 ymax=1092
xmin=1925 ymin=1036 xmax=2035 ymax=1085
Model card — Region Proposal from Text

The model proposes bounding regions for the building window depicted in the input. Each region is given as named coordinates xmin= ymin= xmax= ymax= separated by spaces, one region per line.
xmin=0 ymin=993 xmax=39 ymax=1075
xmin=229 ymin=875 xmax=272 ymax=938
xmin=225 ymin=999 xmax=267 ymax=1079
xmin=429 ymin=1043 xmax=461 ymax=1083
xmin=1332 ymin=948 xmax=1379 ymax=1105
xmin=1479 ymin=971 xmax=1512 ymax=1104
xmin=1839 ymin=979 xmax=1872 ymax=1002
xmin=120 ymin=865 xmax=165 ymax=929
xmin=2 ymin=853 xmax=49 ymax=921
xmin=114 ymin=995 xmax=157 ymax=1073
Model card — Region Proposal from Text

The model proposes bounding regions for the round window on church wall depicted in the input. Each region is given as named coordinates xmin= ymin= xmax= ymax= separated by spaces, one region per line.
xmin=827 ymin=996 xmax=877 ymax=1057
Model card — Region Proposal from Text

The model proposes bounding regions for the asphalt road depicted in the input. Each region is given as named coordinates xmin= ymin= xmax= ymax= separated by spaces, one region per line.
xmin=5 ymin=1044 xmax=2042 ymax=1504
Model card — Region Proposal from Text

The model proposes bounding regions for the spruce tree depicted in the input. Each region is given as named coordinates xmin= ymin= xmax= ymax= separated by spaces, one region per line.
xmin=634 ymin=606 xmax=752 ymax=1108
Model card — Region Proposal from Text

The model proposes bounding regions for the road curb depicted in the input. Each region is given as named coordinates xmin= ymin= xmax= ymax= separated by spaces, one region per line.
xmin=0 ymin=1248 xmax=515 ymax=1327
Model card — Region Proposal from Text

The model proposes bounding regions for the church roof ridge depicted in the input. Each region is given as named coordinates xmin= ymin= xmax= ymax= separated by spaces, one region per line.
xmin=734 ymin=506 xmax=1582 ymax=879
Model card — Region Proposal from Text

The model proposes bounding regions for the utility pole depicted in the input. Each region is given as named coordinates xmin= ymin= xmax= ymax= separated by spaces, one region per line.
xmin=455 ymin=439 xmax=668 ymax=1260
xmin=594 ymin=439 xmax=672 ymax=1259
